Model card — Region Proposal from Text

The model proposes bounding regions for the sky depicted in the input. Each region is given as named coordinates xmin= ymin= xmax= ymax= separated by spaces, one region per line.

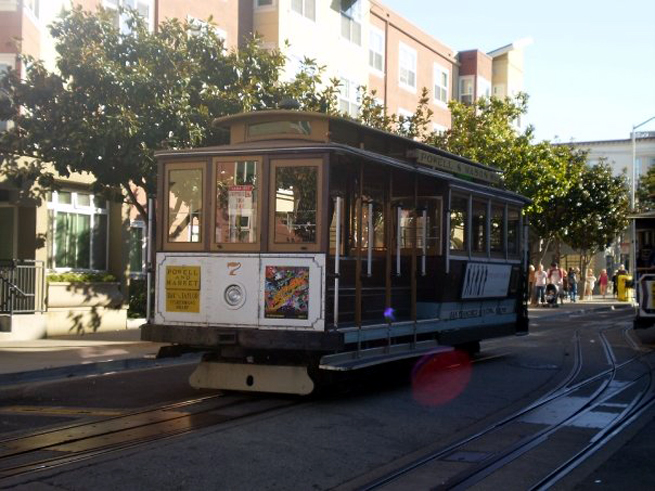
xmin=380 ymin=0 xmax=655 ymax=143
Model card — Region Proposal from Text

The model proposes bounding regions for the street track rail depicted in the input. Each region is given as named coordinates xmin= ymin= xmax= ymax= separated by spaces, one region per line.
xmin=348 ymin=314 xmax=655 ymax=491
xmin=0 ymin=393 xmax=299 ymax=481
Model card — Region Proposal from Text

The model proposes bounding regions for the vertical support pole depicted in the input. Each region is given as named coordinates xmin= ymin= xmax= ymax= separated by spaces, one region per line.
xmin=146 ymin=195 xmax=155 ymax=323
xmin=396 ymin=205 xmax=402 ymax=277
xmin=411 ymin=176 xmax=418 ymax=346
xmin=367 ymin=202 xmax=373 ymax=277
xmin=385 ymin=169 xmax=393 ymax=350
xmin=333 ymin=196 xmax=342 ymax=329
xmin=421 ymin=208 xmax=427 ymax=276
xmin=446 ymin=188 xmax=451 ymax=275
xmin=356 ymin=166 xmax=364 ymax=355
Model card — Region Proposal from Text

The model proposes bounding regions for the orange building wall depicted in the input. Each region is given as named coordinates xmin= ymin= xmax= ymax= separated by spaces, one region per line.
xmin=0 ymin=11 xmax=22 ymax=56
xmin=369 ymin=2 xmax=457 ymax=130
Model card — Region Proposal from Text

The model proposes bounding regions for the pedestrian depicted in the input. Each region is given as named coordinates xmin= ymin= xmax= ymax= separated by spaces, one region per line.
xmin=535 ymin=264 xmax=548 ymax=306
xmin=598 ymin=269 xmax=609 ymax=298
xmin=547 ymin=262 xmax=566 ymax=305
xmin=585 ymin=268 xmax=596 ymax=300
xmin=528 ymin=264 xmax=536 ymax=305
xmin=612 ymin=270 xmax=618 ymax=297
xmin=568 ymin=267 xmax=578 ymax=302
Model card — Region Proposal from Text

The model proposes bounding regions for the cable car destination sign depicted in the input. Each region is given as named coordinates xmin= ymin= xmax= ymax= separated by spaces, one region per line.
xmin=407 ymin=149 xmax=501 ymax=184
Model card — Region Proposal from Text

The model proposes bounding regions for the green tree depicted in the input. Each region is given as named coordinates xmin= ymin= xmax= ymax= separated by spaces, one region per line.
xmin=561 ymin=160 xmax=630 ymax=290
xmin=0 ymin=6 xmax=337 ymax=219
xmin=427 ymin=94 xmax=578 ymax=262
xmin=637 ymin=164 xmax=655 ymax=212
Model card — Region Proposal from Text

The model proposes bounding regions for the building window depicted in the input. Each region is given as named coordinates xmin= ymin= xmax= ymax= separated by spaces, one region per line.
xmin=0 ymin=61 xmax=12 ymax=132
xmin=187 ymin=16 xmax=227 ymax=47
xmin=47 ymin=191 xmax=108 ymax=271
xmin=398 ymin=107 xmax=413 ymax=133
xmin=24 ymin=0 xmax=39 ymax=19
xmin=478 ymin=77 xmax=491 ymax=99
xmin=291 ymin=0 xmax=315 ymax=21
xmin=129 ymin=221 xmax=146 ymax=276
xmin=433 ymin=63 xmax=449 ymax=105
xmin=459 ymin=76 xmax=474 ymax=104
xmin=399 ymin=42 xmax=416 ymax=92
xmin=255 ymin=0 xmax=274 ymax=7
xmin=339 ymin=77 xmax=359 ymax=117
xmin=340 ymin=0 xmax=361 ymax=45
xmin=103 ymin=0 xmax=154 ymax=33
xmin=369 ymin=27 xmax=384 ymax=74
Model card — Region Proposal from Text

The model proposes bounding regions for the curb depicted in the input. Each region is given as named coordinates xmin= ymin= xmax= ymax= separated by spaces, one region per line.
xmin=0 ymin=352 xmax=203 ymax=389
xmin=529 ymin=303 xmax=635 ymax=321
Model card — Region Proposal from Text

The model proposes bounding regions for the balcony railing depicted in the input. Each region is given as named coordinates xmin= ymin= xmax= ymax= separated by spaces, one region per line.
xmin=0 ymin=259 xmax=46 ymax=314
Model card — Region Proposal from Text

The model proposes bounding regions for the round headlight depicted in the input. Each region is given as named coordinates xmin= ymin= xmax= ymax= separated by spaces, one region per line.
xmin=224 ymin=284 xmax=244 ymax=307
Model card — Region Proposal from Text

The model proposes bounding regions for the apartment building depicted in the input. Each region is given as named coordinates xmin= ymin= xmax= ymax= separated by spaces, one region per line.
xmin=571 ymin=134 xmax=655 ymax=178
xmin=0 ymin=0 xmax=528 ymax=340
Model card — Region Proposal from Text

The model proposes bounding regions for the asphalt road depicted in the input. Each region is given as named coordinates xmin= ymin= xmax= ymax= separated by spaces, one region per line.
xmin=0 ymin=308 xmax=652 ymax=490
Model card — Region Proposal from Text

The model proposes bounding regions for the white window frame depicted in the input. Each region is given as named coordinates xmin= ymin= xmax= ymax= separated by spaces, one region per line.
xmin=0 ymin=54 xmax=15 ymax=132
xmin=23 ymin=0 xmax=39 ymax=23
xmin=398 ymin=42 xmax=417 ymax=93
xmin=398 ymin=107 xmax=413 ymax=133
xmin=340 ymin=0 xmax=362 ymax=46
xmin=187 ymin=16 xmax=227 ymax=47
xmin=103 ymin=0 xmax=155 ymax=33
xmin=254 ymin=0 xmax=275 ymax=9
xmin=369 ymin=26 xmax=385 ymax=76
xmin=291 ymin=0 xmax=315 ymax=21
xmin=338 ymin=77 xmax=359 ymax=117
xmin=459 ymin=75 xmax=474 ymax=104
xmin=433 ymin=63 xmax=449 ymax=106
xmin=478 ymin=76 xmax=491 ymax=99
xmin=47 ymin=191 xmax=109 ymax=271
xmin=129 ymin=220 xmax=147 ymax=277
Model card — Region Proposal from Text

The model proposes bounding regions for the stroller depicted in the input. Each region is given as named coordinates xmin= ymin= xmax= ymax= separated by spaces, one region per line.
xmin=545 ymin=284 xmax=559 ymax=307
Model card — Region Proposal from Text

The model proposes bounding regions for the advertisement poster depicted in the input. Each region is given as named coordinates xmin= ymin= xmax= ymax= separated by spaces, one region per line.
xmin=264 ymin=266 xmax=309 ymax=319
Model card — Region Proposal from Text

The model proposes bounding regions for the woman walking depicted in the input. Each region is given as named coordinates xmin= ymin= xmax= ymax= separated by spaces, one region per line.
xmin=585 ymin=269 xmax=597 ymax=300
xmin=599 ymin=269 xmax=609 ymax=298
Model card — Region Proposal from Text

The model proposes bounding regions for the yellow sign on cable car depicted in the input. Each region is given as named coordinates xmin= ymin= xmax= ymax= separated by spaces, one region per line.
xmin=166 ymin=265 xmax=201 ymax=313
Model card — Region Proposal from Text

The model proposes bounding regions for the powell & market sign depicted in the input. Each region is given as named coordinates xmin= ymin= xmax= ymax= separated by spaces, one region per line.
xmin=407 ymin=149 xmax=501 ymax=184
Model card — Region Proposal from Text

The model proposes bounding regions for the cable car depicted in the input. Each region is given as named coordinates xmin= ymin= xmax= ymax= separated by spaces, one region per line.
xmin=141 ymin=110 xmax=530 ymax=394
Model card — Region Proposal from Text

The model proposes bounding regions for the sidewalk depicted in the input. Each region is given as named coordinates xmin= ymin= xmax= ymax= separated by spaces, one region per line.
xmin=0 ymin=319 xmax=199 ymax=387
xmin=528 ymin=295 xmax=635 ymax=320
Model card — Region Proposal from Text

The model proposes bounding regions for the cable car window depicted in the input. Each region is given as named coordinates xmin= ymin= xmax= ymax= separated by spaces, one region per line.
xmin=167 ymin=167 xmax=203 ymax=244
xmin=273 ymin=165 xmax=318 ymax=245
xmin=490 ymin=204 xmax=504 ymax=254
xmin=215 ymin=159 xmax=259 ymax=245
xmin=417 ymin=197 xmax=442 ymax=255
xmin=471 ymin=199 xmax=487 ymax=254
xmin=450 ymin=195 xmax=468 ymax=252
xmin=507 ymin=207 xmax=520 ymax=256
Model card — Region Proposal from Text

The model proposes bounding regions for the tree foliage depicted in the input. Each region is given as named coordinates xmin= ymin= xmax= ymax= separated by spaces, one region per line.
xmin=561 ymin=160 xmax=630 ymax=283
xmin=0 ymin=6 xmax=338 ymax=217
xmin=637 ymin=164 xmax=655 ymax=212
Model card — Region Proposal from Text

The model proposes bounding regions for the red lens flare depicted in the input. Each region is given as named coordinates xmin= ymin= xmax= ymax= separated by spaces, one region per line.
xmin=411 ymin=349 xmax=472 ymax=406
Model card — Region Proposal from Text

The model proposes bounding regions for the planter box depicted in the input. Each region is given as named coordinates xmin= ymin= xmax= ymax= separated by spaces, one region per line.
xmin=46 ymin=282 xmax=127 ymax=336
xmin=47 ymin=282 xmax=124 ymax=309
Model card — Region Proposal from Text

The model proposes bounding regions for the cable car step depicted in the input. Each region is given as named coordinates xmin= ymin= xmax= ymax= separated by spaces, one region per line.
xmin=319 ymin=340 xmax=452 ymax=371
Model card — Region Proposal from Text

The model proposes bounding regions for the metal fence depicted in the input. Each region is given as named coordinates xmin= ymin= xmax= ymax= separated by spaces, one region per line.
xmin=0 ymin=260 xmax=46 ymax=314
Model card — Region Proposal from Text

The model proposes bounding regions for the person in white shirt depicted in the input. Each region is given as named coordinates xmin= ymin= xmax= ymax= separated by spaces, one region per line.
xmin=534 ymin=264 xmax=548 ymax=305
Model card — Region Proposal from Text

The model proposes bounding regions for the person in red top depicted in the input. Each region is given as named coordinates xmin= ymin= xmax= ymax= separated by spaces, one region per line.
xmin=598 ymin=269 xmax=609 ymax=298
xmin=547 ymin=262 xmax=566 ymax=304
